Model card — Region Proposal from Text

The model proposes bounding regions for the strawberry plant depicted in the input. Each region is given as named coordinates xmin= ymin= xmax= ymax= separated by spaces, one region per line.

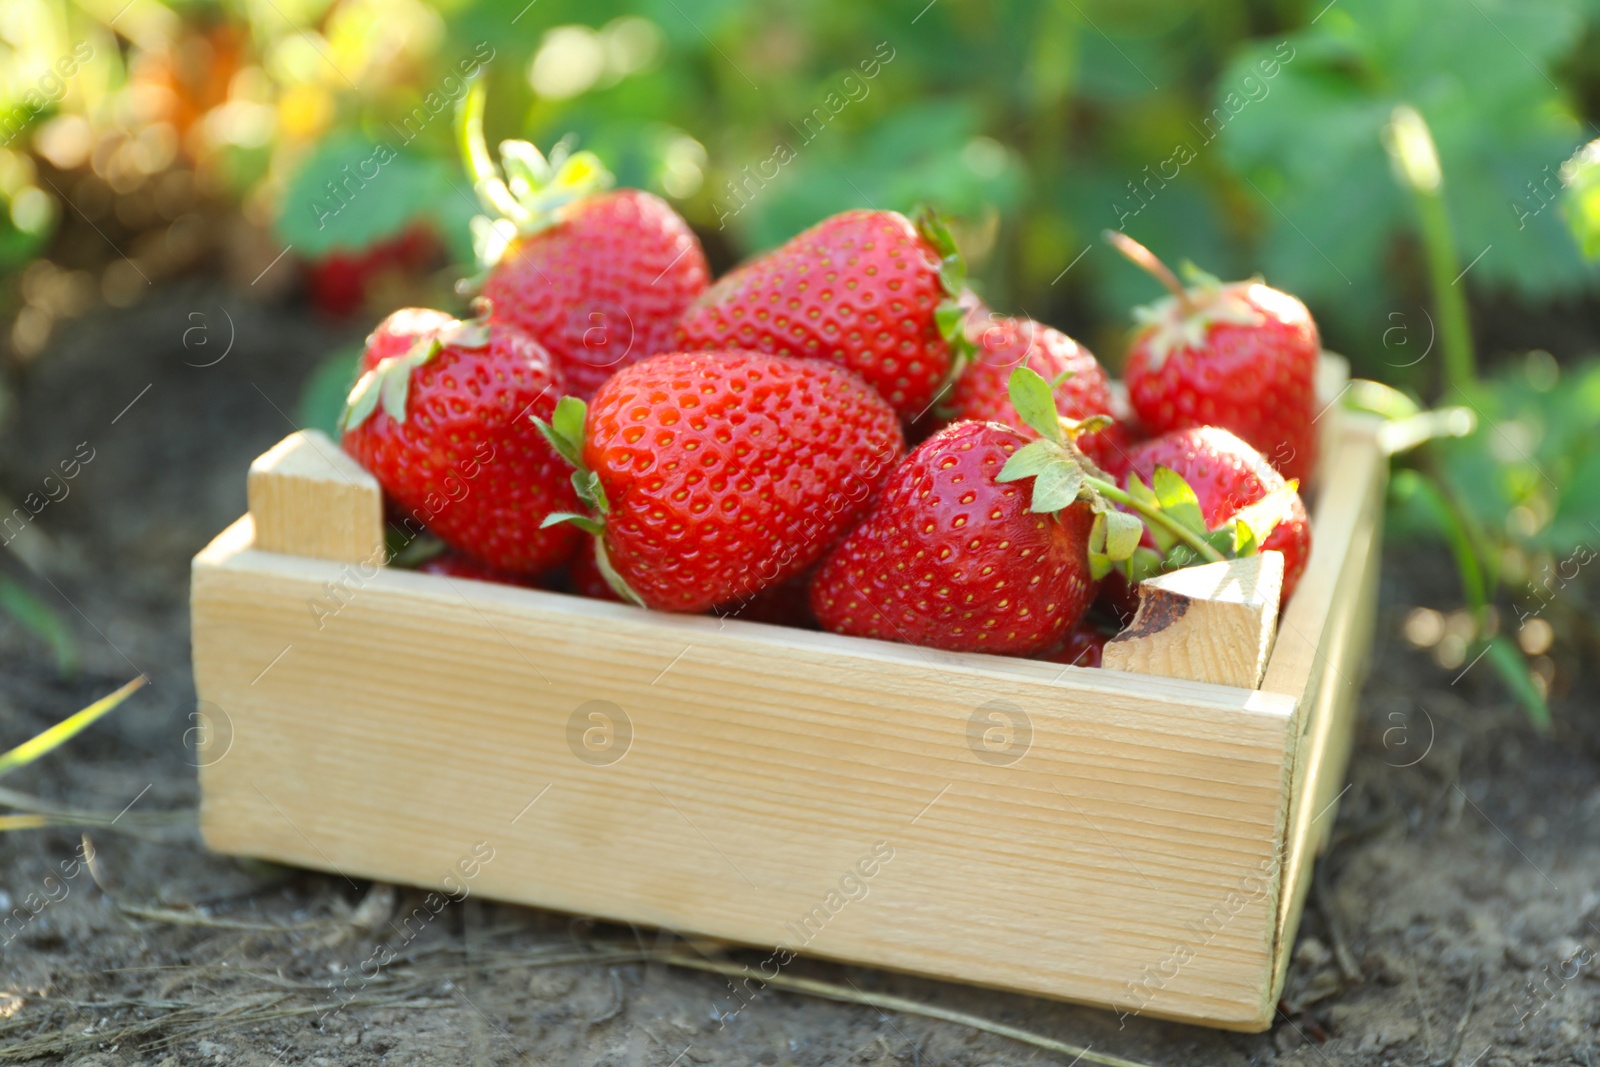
xmin=1370 ymin=107 xmax=1600 ymax=728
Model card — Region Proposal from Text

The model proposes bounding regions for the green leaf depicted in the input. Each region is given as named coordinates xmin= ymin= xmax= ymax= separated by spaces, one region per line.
xmin=388 ymin=530 xmax=447 ymax=569
xmin=1126 ymin=547 xmax=1167 ymax=584
xmin=541 ymin=512 xmax=605 ymax=537
xmin=934 ymin=303 xmax=967 ymax=343
xmin=1101 ymin=509 xmax=1143 ymax=562
xmin=568 ymin=468 xmax=610 ymax=517
xmin=1029 ymin=461 xmax=1085 ymax=514
xmin=0 ymin=676 xmax=144 ymax=779
xmin=1087 ymin=510 xmax=1136 ymax=580
xmin=1388 ymin=469 xmax=1487 ymax=614
xmin=1566 ymin=139 xmax=1600 ymax=259
xmin=1217 ymin=0 xmax=1594 ymax=338
xmin=996 ymin=439 xmax=1064 ymax=483
xmin=1233 ymin=518 xmax=1259 ymax=556
xmin=499 ymin=139 xmax=552 ymax=188
xmin=1163 ymin=544 xmax=1204 ymax=571
xmin=996 ymin=438 xmax=1087 ymax=514
xmin=1150 ymin=466 xmax=1207 ymax=536
xmin=1064 ymin=413 xmax=1113 ymax=438
xmin=1202 ymin=527 xmax=1238 ymax=556
xmin=378 ymin=362 xmax=411 ymax=423
xmin=1124 ymin=473 xmax=1158 ymax=509
xmin=552 ymin=396 xmax=587 ymax=454
xmin=1346 ymin=377 xmax=1422 ymax=422
xmin=437 ymin=319 xmax=491 ymax=349
xmin=299 ymin=347 xmax=362 ymax=439
xmin=340 ymin=369 xmax=382 ymax=433
xmin=1484 ymin=636 xmax=1551 ymax=733
xmin=277 ymin=133 xmax=465 ymax=257
xmin=0 ymin=577 xmax=77 ymax=677
xmin=592 ymin=537 xmax=646 ymax=608
xmin=1125 ymin=473 xmax=1178 ymax=556
xmin=1007 ymin=367 xmax=1064 ymax=443
xmin=938 ymin=254 xmax=966 ymax=295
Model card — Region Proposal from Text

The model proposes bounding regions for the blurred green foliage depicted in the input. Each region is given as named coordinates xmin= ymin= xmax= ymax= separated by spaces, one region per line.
xmin=7 ymin=0 xmax=1597 ymax=371
xmin=260 ymin=0 xmax=1600 ymax=368
xmin=1384 ymin=350 xmax=1600 ymax=724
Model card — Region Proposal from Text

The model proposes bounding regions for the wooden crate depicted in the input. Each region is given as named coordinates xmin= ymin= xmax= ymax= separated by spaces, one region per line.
xmin=190 ymin=402 xmax=1386 ymax=1031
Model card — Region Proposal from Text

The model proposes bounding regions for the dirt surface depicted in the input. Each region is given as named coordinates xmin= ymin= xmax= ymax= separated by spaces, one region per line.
xmin=1 ymin=285 xmax=1597 ymax=1066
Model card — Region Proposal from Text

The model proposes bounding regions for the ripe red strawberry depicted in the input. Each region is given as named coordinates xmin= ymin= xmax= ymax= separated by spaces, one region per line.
xmin=341 ymin=313 xmax=579 ymax=575
xmin=566 ymin=540 xmax=814 ymax=628
xmin=358 ymin=307 xmax=455 ymax=372
xmin=1110 ymin=233 xmax=1320 ymax=482
xmin=305 ymin=224 xmax=443 ymax=318
xmin=945 ymin=314 xmax=1130 ymax=474
xmin=418 ymin=551 xmax=541 ymax=588
xmin=1120 ymin=426 xmax=1311 ymax=604
xmin=484 ymin=190 xmax=709 ymax=399
xmin=716 ymin=576 xmax=817 ymax=629
xmin=810 ymin=421 xmax=1098 ymax=655
xmin=675 ymin=209 xmax=972 ymax=420
xmin=539 ymin=351 xmax=905 ymax=613
xmin=462 ymin=95 xmax=708 ymax=400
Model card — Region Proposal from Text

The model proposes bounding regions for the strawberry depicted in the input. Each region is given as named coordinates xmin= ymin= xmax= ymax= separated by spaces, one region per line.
xmin=340 ymin=313 xmax=579 ymax=575
xmin=945 ymin=313 xmax=1130 ymax=473
xmin=675 ymin=208 xmax=974 ymax=420
xmin=810 ymin=420 xmax=1099 ymax=655
xmin=1036 ymin=623 xmax=1112 ymax=667
xmin=358 ymin=307 xmax=455 ymax=372
xmin=462 ymin=86 xmax=708 ymax=400
xmin=537 ymin=350 xmax=904 ymax=613
xmin=566 ymin=540 xmax=814 ymax=628
xmin=716 ymin=576 xmax=817 ymax=629
xmin=306 ymin=225 xmax=444 ymax=318
xmin=1108 ymin=232 xmax=1320 ymax=483
xmin=418 ymin=551 xmax=541 ymax=588
xmin=1119 ymin=426 xmax=1311 ymax=604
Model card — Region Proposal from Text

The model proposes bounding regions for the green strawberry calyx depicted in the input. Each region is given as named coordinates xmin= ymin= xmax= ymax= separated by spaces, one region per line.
xmin=913 ymin=206 xmax=980 ymax=394
xmin=532 ymin=395 xmax=647 ymax=607
xmin=340 ymin=318 xmax=491 ymax=433
xmin=458 ymin=75 xmax=615 ymax=275
xmin=1103 ymin=230 xmax=1265 ymax=371
xmin=997 ymin=367 xmax=1294 ymax=582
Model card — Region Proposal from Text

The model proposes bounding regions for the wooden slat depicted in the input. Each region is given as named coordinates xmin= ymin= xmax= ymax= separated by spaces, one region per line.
xmin=1261 ymin=413 xmax=1388 ymax=1006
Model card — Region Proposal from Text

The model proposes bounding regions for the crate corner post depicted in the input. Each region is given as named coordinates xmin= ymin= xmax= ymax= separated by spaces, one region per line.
xmin=246 ymin=429 xmax=384 ymax=564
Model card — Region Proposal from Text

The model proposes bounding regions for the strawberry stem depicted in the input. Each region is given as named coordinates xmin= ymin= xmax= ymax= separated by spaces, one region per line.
xmin=914 ymin=206 xmax=979 ymax=384
xmin=1102 ymin=230 xmax=1192 ymax=313
xmin=457 ymin=75 xmax=531 ymax=227
xmin=1084 ymin=476 xmax=1227 ymax=564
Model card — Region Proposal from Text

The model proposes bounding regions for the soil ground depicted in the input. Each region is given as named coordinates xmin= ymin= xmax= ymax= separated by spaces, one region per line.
xmin=0 ymin=284 xmax=1597 ymax=1066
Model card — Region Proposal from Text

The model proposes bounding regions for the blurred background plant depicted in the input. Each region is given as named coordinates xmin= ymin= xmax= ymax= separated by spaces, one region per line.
xmin=1 ymin=0 xmax=1598 ymax=723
